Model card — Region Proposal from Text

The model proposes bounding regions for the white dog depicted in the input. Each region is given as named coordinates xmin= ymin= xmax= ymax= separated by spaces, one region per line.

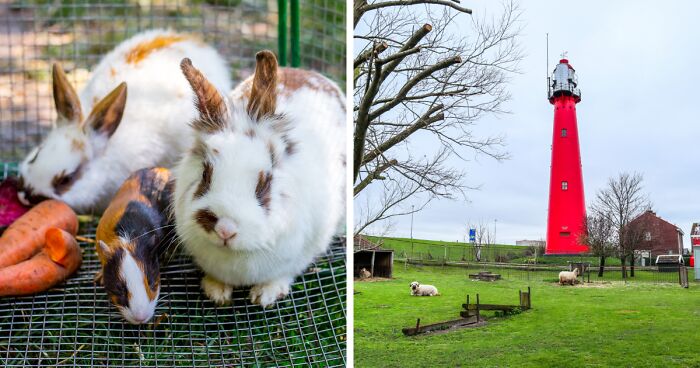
xmin=409 ymin=281 xmax=439 ymax=296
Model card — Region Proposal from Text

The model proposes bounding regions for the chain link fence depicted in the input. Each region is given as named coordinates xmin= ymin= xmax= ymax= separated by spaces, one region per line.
xmin=384 ymin=238 xmax=691 ymax=285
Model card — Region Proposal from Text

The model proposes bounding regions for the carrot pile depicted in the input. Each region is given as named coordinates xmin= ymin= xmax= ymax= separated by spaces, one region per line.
xmin=0 ymin=199 xmax=82 ymax=297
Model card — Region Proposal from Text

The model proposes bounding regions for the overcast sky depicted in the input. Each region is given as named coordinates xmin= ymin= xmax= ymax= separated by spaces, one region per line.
xmin=357 ymin=0 xmax=700 ymax=248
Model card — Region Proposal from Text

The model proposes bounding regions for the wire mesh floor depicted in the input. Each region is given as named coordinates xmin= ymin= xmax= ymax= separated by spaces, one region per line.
xmin=0 ymin=164 xmax=347 ymax=367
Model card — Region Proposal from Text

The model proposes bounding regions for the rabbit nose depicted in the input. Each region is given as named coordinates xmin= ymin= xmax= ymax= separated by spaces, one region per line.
xmin=215 ymin=219 xmax=237 ymax=241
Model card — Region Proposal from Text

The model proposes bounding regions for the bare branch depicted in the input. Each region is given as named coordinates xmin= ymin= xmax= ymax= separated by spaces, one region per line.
xmin=369 ymin=55 xmax=461 ymax=120
xmin=354 ymin=159 xmax=398 ymax=195
xmin=362 ymin=103 xmax=444 ymax=165
xmin=354 ymin=41 xmax=389 ymax=69
xmin=354 ymin=0 xmax=523 ymax=234
xmin=355 ymin=0 xmax=472 ymax=27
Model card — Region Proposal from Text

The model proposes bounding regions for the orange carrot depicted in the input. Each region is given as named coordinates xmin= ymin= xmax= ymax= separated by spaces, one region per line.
xmin=0 ymin=229 xmax=82 ymax=297
xmin=45 ymin=228 xmax=78 ymax=266
xmin=0 ymin=200 xmax=78 ymax=268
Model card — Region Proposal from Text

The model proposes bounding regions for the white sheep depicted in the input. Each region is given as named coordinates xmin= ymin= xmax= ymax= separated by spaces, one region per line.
xmin=558 ymin=268 xmax=580 ymax=286
xmin=409 ymin=281 xmax=440 ymax=296
xmin=359 ymin=268 xmax=372 ymax=279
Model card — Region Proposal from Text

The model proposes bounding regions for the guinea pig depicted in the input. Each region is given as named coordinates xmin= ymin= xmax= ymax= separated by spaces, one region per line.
xmin=96 ymin=167 xmax=174 ymax=324
xmin=173 ymin=52 xmax=346 ymax=307
xmin=17 ymin=29 xmax=231 ymax=213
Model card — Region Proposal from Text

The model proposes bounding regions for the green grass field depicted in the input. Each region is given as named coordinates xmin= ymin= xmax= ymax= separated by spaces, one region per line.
xmin=354 ymin=264 xmax=700 ymax=367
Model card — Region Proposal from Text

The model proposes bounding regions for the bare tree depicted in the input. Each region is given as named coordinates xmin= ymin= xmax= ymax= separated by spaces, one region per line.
xmin=590 ymin=172 xmax=651 ymax=279
xmin=353 ymin=0 xmax=523 ymax=234
xmin=468 ymin=220 xmax=493 ymax=262
xmin=621 ymin=220 xmax=648 ymax=277
xmin=578 ymin=214 xmax=615 ymax=277
xmin=623 ymin=215 xmax=661 ymax=277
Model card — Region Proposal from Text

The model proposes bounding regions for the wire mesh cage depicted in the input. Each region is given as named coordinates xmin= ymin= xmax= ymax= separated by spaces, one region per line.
xmin=0 ymin=0 xmax=346 ymax=366
xmin=0 ymin=0 xmax=345 ymax=160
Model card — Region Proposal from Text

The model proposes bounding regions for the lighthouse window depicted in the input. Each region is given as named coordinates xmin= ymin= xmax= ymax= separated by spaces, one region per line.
xmin=561 ymin=181 xmax=568 ymax=190
xmin=561 ymin=128 xmax=567 ymax=137
xmin=560 ymin=232 xmax=571 ymax=237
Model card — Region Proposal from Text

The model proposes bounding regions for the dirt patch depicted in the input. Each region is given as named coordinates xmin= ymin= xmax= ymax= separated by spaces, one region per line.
xmin=354 ymin=277 xmax=392 ymax=282
xmin=552 ymin=282 xmax=617 ymax=288
xmin=404 ymin=320 xmax=488 ymax=337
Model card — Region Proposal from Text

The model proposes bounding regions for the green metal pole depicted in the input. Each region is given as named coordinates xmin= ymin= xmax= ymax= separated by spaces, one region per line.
xmin=290 ymin=0 xmax=300 ymax=67
xmin=277 ymin=0 xmax=288 ymax=66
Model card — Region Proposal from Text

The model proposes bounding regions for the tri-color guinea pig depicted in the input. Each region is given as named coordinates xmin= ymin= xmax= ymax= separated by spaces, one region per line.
xmin=95 ymin=167 xmax=174 ymax=324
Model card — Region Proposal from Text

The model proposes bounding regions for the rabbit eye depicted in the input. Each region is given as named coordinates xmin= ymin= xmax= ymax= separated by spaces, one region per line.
xmin=194 ymin=208 xmax=218 ymax=232
xmin=28 ymin=147 xmax=41 ymax=164
xmin=193 ymin=161 xmax=213 ymax=198
xmin=255 ymin=171 xmax=273 ymax=211
xmin=51 ymin=165 xmax=83 ymax=195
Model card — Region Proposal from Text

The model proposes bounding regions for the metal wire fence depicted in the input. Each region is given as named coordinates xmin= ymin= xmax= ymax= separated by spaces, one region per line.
xmin=382 ymin=239 xmax=691 ymax=285
xmin=0 ymin=0 xmax=345 ymax=160
xmin=0 ymin=0 xmax=347 ymax=365
xmin=0 ymin=162 xmax=346 ymax=367
xmin=398 ymin=258 xmax=691 ymax=285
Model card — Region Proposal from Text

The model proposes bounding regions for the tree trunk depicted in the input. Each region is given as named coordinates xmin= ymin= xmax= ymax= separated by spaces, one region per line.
xmin=620 ymin=255 xmax=627 ymax=279
xmin=630 ymin=254 xmax=635 ymax=277
xmin=598 ymin=256 xmax=606 ymax=277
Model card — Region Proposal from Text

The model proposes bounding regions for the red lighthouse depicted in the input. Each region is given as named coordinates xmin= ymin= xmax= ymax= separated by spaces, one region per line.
xmin=545 ymin=58 xmax=588 ymax=255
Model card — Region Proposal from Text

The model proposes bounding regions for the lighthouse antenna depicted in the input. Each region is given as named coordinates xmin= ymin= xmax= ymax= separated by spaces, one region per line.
xmin=546 ymin=33 xmax=550 ymax=98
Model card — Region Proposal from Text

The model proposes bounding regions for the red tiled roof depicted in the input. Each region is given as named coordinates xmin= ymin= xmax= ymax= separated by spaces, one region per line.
xmin=632 ymin=210 xmax=683 ymax=234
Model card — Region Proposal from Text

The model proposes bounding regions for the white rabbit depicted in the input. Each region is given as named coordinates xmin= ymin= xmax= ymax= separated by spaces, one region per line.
xmin=173 ymin=51 xmax=346 ymax=307
xmin=17 ymin=29 xmax=231 ymax=213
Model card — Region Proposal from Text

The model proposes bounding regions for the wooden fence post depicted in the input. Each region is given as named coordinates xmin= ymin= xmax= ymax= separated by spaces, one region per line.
xmin=528 ymin=286 xmax=531 ymax=309
xmin=466 ymin=294 xmax=470 ymax=318
xmin=476 ymin=294 xmax=480 ymax=322
xmin=519 ymin=289 xmax=522 ymax=307
xmin=679 ymin=266 xmax=689 ymax=288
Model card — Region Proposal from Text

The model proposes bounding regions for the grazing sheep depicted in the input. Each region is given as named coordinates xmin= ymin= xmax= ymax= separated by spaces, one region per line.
xmin=558 ymin=268 xmax=579 ymax=285
xmin=359 ymin=268 xmax=372 ymax=279
xmin=409 ymin=281 xmax=439 ymax=296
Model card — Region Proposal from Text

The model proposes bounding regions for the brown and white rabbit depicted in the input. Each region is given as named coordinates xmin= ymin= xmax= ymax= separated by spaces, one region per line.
xmin=173 ymin=52 xmax=345 ymax=307
xmin=17 ymin=29 xmax=231 ymax=213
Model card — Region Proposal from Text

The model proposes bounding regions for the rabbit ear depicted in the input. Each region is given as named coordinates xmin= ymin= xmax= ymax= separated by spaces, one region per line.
xmin=82 ymin=82 xmax=127 ymax=138
xmin=248 ymin=50 xmax=278 ymax=121
xmin=180 ymin=58 xmax=227 ymax=133
xmin=52 ymin=63 xmax=83 ymax=124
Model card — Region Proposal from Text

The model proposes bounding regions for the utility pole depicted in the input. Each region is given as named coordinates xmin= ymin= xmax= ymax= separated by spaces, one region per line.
xmin=410 ymin=205 xmax=415 ymax=258
xmin=494 ymin=219 xmax=498 ymax=246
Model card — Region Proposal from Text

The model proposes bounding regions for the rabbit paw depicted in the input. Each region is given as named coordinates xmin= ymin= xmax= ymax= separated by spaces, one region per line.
xmin=250 ymin=279 xmax=291 ymax=308
xmin=202 ymin=275 xmax=233 ymax=305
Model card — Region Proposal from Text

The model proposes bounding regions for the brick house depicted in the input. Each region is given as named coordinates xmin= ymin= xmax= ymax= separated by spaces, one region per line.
xmin=628 ymin=210 xmax=684 ymax=261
